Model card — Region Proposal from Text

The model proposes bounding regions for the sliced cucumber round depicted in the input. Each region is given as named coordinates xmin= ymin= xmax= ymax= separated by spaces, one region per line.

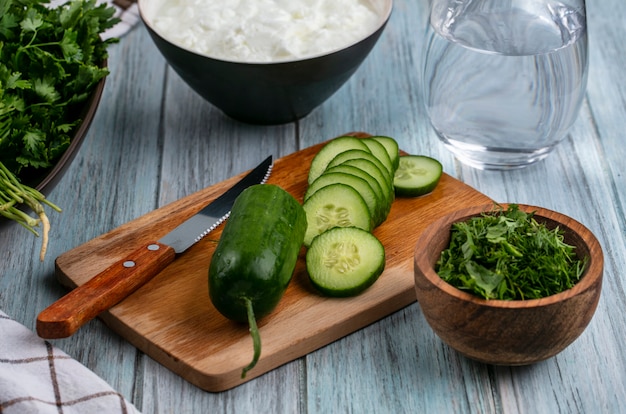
xmin=326 ymin=149 xmax=393 ymax=187
xmin=304 ymin=172 xmax=380 ymax=229
xmin=362 ymin=138 xmax=395 ymax=177
xmin=308 ymin=137 xmax=371 ymax=185
xmin=306 ymin=226 xmax=385 ymax=297
xmin=369 ymin=136 xmax=399 ymax=171
xmin=393 ymin=155 xmax=443 ymax=197
xmin=338 ymin=158 xmax=394 ymax=221
xmin=323 ymin=165 xmax=387 ymax=227
xmin=302 ymin=183 xmax=371 ymax=247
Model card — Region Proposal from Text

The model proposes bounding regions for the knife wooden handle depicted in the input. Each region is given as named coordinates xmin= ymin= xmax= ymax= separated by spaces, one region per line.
xmin=37 ymin=242 xmax=176 ymax=339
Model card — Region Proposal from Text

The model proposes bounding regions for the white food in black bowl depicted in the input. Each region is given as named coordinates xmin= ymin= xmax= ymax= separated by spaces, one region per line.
xmin=138 ymin=0 xmax=394 ymax=124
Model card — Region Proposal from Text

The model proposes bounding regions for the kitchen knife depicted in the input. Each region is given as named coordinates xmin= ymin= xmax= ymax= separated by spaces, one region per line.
xmin=36 ymin=156 xmax=273 ymax=339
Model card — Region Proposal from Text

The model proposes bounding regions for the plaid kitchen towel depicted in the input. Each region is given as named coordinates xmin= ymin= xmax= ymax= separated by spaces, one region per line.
xmin=0 ymin=311 xmax=141 ymax=414
xmin=48 ymin=0 xmax=140 ymax=40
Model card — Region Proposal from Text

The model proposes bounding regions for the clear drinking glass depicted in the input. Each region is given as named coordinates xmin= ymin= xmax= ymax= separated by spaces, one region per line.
xmin=422 ymin=0 xmax=589 ymax=170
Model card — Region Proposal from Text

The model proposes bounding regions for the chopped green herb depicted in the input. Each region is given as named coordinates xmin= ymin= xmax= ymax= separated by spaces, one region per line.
xmin=435 ymin=204 xmax=588 ymax=300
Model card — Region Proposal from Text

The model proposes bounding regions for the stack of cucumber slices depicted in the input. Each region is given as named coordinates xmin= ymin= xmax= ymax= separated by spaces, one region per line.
xmin=303 ymin=135 xmax=443 ymax=297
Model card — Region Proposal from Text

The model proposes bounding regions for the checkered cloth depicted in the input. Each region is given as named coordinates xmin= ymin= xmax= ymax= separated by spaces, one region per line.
xmin=0 ymin=311 xmax=141 ymax=414
xmin=48 ymin=0 xmax=140 ymax=40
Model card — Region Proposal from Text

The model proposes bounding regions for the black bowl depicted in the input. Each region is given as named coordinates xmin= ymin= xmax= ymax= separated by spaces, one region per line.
xmin=138 ymin=0 xmax=393 ymax=125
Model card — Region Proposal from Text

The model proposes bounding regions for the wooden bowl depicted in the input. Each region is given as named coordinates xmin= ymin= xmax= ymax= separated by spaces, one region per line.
xmin=413 ymin=204 xmax=603 ymax=365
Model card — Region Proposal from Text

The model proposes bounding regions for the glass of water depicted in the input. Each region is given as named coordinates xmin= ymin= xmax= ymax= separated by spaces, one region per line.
xmin=422 ymin=0 xmax=589 ymax=170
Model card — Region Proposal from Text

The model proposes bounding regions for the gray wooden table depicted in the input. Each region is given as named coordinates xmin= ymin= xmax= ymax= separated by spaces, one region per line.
xmin=2 ymin=0 xmax=625 ymax=412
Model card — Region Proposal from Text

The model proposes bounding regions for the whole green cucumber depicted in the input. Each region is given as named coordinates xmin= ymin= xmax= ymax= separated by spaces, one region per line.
xmin=208 ymin=184 xmax=307 ymax=378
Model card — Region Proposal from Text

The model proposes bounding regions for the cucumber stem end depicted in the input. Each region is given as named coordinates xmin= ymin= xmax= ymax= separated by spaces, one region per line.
xmin=241 ymin=297 xmax=261 ymax=379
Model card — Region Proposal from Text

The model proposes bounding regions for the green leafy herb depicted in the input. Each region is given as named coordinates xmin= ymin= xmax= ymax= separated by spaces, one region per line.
xmin=0 ymin=0 xmax=119 ymax=174
xmin=0 ymin=0 xmax=119 ymax=259
xmin=435 ymin=204 xmax=588 ymax=300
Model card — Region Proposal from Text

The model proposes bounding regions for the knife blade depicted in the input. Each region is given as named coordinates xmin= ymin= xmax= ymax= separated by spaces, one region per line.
xmin=36 ymin=156 xmax=273 ymax=339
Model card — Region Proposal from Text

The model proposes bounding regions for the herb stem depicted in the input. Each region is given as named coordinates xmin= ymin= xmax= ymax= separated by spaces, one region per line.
xmin=0 ymin=161 xmax=62 ymax=260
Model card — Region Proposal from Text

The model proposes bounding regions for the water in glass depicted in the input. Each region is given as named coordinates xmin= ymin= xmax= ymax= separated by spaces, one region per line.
xmin=423 ymin=0 xmax=588 ymax=170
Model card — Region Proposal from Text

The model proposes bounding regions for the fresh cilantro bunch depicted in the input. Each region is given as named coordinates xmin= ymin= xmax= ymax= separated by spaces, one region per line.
xmin=0 ymin=0 xmax=119 ymax=260
xmin=0 ymin=0 xmax=119 ymax=174
xmin=436 ymin=204 xmax=588 ymax=300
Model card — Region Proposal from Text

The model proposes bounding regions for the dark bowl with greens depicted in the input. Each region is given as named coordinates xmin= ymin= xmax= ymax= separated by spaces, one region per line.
xmin=26 ymin=73 xmax=106 ymax=194
xmin=1 ymin=0 xmax=117 ymax=260
xmin=0 ymin=0 xmax=117 ymax=195
xmin=413 ymin=204 xmax=603 ymax=365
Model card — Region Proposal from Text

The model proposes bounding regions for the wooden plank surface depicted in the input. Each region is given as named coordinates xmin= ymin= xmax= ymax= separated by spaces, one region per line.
xmin=2 ymin=0 xmax=626 ymax=411
xmin=54 ymin=137 xmax=492 ymax=391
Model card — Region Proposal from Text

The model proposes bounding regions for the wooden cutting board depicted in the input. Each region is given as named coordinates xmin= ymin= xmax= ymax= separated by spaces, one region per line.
xmin=54 ymin=135 xmax=493 ymax=392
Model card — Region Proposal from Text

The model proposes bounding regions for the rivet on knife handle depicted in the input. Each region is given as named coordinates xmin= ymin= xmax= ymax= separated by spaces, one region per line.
xmin=37 ymin=242 xmax=176 ymax=339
